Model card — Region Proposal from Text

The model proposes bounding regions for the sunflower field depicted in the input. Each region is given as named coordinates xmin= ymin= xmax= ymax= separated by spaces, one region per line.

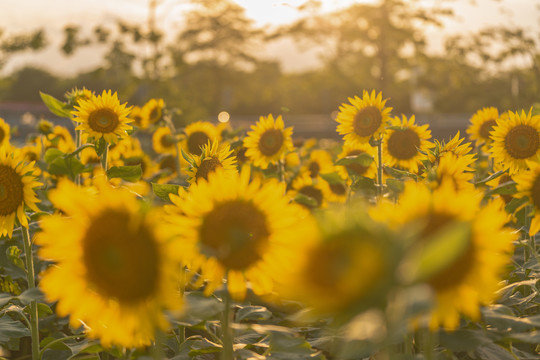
xmin=0 ymin=87 xmax=539 ymax=360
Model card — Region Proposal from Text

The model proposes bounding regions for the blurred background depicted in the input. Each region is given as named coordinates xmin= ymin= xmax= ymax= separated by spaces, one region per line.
xmin=0 ymin=0 xmax=538 ymax=139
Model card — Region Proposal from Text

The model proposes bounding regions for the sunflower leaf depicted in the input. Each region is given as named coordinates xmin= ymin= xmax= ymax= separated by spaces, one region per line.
xmin=485 ymin=181 xmax=517 ymax=196
xmin=475 ymin=169 xmax=506 ymax=186
xmin=107 ymin=165 xmax=142 ymax=182
xmin=319 ymin=172 xmax=344 ymax=185
xmin=383 ymin=166 xmax=417 ymax=180
xmin=386 ymin=178 xmax=404 ymax=194
xmin=39 ymin=92 xmax=72 ymax=118
xmin=293 ymin=193 xmax=318 ymax=207
xmin=94 ymin=138 xmax=107 ymax=157
xmin=335 ymin=153 xmax=373 ymax=167
xmin=505 ymin=196 xmax=529 ymax=214
xmin=0 ymin=316 xmax=30 ymax=344
xmin=181 ymin=148 xmax=196 ymax=166
xmin=151 ymin=183 xmax=181 ymax=202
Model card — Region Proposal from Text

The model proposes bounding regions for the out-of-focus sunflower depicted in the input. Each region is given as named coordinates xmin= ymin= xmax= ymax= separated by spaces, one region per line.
xmin=466 ymin=107 xmax=499 ymax=148
xmin=72 ymin=90 xmax=133 ymax=144
xmin=383 ymin=115 xmax=433 ymax=173
xmin=129 ymin=105 xmax=145 ymax=129
xmin=427 ymin=131 xmax=474 ymax=165
xmin=44 ymin=125 xmax=76 ymax=153
xmin=336 ymin=142 xmax=377 ymax=181
xmin=0 ymin=118 xmax=10 ymax=147
xmin=141 ymin=98 xmax=165 ymax=126
xmin=36 ymin=179 xmax=182 ymax=348
xmin=183 ymin=121 xmax=220 ymax=156
xmin=301 ymin=149 xmax=335 ymax=178
xmin=514 ymin=161 xmax=540 ymax=236
xmin=427 ymin=152 xmax=476 ymax=192
xmin=165 ymin=167 xmax=316 ymax=300
xmin=243 ymin=114 xmax=294 ymax=169
xmin=280 ymin=206 xmax=397 ymax=319
xmin=185 ymin=140 xmax=237 ymax=184
xmin=372 ymin=181 xmax=515 ymax=330
xmin=152 ymin=126 xmax=178 ymax=155
xmin=288 ymin=171 xmax=332 ymax=210
xmin=0 ymin=146 xmax=42 ymax=238
xmin=490 ymin=109 xmax=540 ymax=175
xmin=336 ymin=90 xmax=392 ymax=145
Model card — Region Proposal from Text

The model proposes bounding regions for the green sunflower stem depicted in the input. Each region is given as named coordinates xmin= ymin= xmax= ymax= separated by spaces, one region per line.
xmin=21 ymin=225 xmax=40 ymax=360
xmin=221 ymin=286 xmax=234 ymax=360
xmin=376 ymin=137 xmax=384 ymax=198
xmin=100 ymin=143 xmax=109 ymax=171
xmin=74 ymin=129 xmax=82 ymax=185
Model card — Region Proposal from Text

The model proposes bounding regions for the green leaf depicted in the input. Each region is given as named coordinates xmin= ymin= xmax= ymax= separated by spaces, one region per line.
xmin=335 ymin=153 xmax=373 ymax=167
xmin=383 ymin=166 xmax=417 ymax=180
xmin=475 ymin=169 xmax=505 ymax=186
xmin=17 ymin=287 xmax=44 ymax=305
xmin=37 ymin=303 xmax=53 ymax=318
xmin=350 ymin=176 xmax=376 ymax=192
xmin=235 ymin=306 xmax=272 ymax=323
xmin=267 ymin=332 xmax=324 ymax=359
xmin=0 ymin=316 xmax=30 ymax=344
xmin=505 ymin=196 xmax=529 ymax=214
xmin=44 ymin=148 xmax=64 ymax=164
xmin=386 ymin=178 xmax=404 ymax=194
xmin=106 ymin=165 xmax=142 ymax=182
xmin=94 ymin=138 xmax=107 ymax=157
xmin=438 ymin=329 xmax=492 ymax=352
xmin=293 ymin=193 xmax=318 ymax=207
xmin=475 ymin=343 xmax=515 ymax=360
xmin=66 ymin=339 xmax=104 ymax=356
xmin=179 ymin=292 xmax=224 ymax=325
xmin=40 ymin=92 xmax=72 ymax=118
xmin=319 ymin=172 xmax=344 ymax=185
xmin=485 ymin=181 xmax=517 ymax=196
xmin=399 ymin=221 xmax=472 ymax=284
xmin=152 ymin=183 xmax=181 ymax=202
xmin=6 ymin=246 xmax=25 ymax=271
xmin=188 ymin=336 xmax=223 ymax=356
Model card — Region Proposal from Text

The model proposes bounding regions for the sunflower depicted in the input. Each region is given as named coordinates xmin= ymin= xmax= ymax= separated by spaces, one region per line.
xmin=489 ymin=108 xmax=540 ymax=175
xmin=427 ymin=131 xmax=474 ymax=165
xmin=301 ymin=149 xmax=335 ymax=178
xmin=243 ymin=114 xmax=294 ymax=169
xmin=0 ymin=146 xmax=42 ymax=238
xmin=183 ymin=121 xmax=220 ymax=156
xmin=164 ymin=167 xmax=316 ymax=300
xmin=44 ymin=125 xmax=76 ymax=153
xmin=514 ymin=161 xmax=540 ymax=236
xmin=36 ymin=179 xmax=182 ymax=348
xmin=336 ymin=142 xmax=378 ymax=181
xmin=72 ymin=90 xmax=133 ymax=144
xmin=426 ymin=152 xmax=476 ymax=192
xmin=466 ymin=107 xmax=499 ymax=148
xmin=185 ymin=140 xmax=237 ymax=184
xmin=152 ymin=126 xmax=178 ymax=155
xmin=129 ymin=105 xmax=145 ymax=129
xmin=288 ymin=171 xmax=332 ymax=210
xmin=0 ymin=118 xmax=10 ymax=147
xmin=336 ymin=90 xmax=392 ymax=145
xmin=383 ymin=115 xmax=433 ymax=173
xmin=141 ymin=98 xmax=165 ymax=126
xmin=372 ymin=181 xmax=515 ymax=330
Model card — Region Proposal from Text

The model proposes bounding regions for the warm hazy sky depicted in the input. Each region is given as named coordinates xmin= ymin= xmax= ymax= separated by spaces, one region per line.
xmin=0 ymin=0 xmax=538 ymax=75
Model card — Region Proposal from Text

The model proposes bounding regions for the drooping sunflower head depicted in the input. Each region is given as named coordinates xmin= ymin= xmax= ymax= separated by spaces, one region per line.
xmin=383 ymin=115 xmax=433 ymax=173
xmin=183 ymin=121 xmax=220 ymax=156
xmin=185 ymin=139 xmax=238 ymax=184
xmin=165 ymin=166 xmax=317 ymax=300
xmin=336 ymin=90 xmax=392 ymax=145
xmin=0 ymin=145 xmax=42 ymax=238
xmin=36 ymin=179 xmax=181 ymax=348
xmin=72 ymin=90 xmax=133 ymax=144
xmin=152 ymin=126 xmax=177 ymax=155
xmin=0 ymin=118 xmax=11 ymax=147
xmin=489 ymin=108 xmax=540 ymax=175
xmin=243 ymin=114 xmax=294 ymax=169
xmin=142 ymin=98 xmax=165 ymax=126
xmin=466 ymin=107 xmax=500 ymax=146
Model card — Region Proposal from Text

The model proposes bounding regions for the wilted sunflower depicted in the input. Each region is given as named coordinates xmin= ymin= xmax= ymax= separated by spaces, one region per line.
xmin=467 ymin=107 xmax=499 ymax=148
xmin=164 ymin=167 xmax=316 ymax=300
xmin=183 ymin=121 xmax=220 ymax=156
xmin=36 ymin=179 xmax=181 ymax=348
xmin=372 ymin=181 xmax=515 ymax=330
xmin=336 ymin=90 xmax=392 ymax=145
xmin=0 ymin=118 xmax=10 ymax=147
xmin=72 ymin=90 xmax=133 ymax=144
xmin=142 ymin=98 xmax=165 ymax=126
xmin=0 ymin=146 xmax=42 ymax=238
xmin=243 ymin=114 xmax=294 ymax=169
xmin=383 ymin=115 xmax=433 ymax=173
xmin=152 ymin=126 xmax=178 ymax=155
xmin=490 ymin=108 xmax=540 ymax=175
xmin=514 ymin=161 xmax=540 ymax=236
xmin=185 ymin=140 xmax=237 ymax=184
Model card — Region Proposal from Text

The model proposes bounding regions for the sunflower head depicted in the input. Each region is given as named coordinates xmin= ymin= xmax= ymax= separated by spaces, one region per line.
xmin=152 ymin=126 xmax=178 ymax=155
xmin=44 ymin=125 xmax=76 ymax=153
xmin=0 ymin=145 xmax=42 ymax=238
xmin=243 ymin=114 xmax=294 ymax=169
xmin=129 ymin=105 xmax=145 ymax=129
xmin=489 ymin=108 xmax=540 ymax=175
xmin=427 ymin=131 xmax=474 ymax=165
xmin=336 ymin=90 xmax=392 ymax=145
xmin=0 ymin=118 xmax=11 ymax=147
xmin=72 ymin=90 xmax=133 ymax=144
xmin=185 ymin=139 xmax=238 ymax=184
xmin=183 ymin=121 xmax=220 ymax=156
xmin=65 ymin=87 xmax=94 ymax=107
xmin=142 ymin=98 xmax=165 ymax=125
xmin=466 ymin=107 xmax=499 ymax=146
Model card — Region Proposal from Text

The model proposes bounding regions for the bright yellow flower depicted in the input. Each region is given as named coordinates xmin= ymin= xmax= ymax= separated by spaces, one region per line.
xmin=0 ymin=145 xmax=42 ymax=238
xmin=182 ymin=121 xmax=220 ymax=156
xmin=141 ymin=98 xmax=165 ymax=126
xmin=0 ymin=118 xmax=10 ymax=147
xmin=243 ymin=114 xmax=294 ymax=169
xmin=185 ymin=139 xmax=237 ymax=184
xmin=489 ymin=108 xmax=540 ymax=175
xmin=36 ymin=178 xmax=182 ymax=348
xmin=514 ymin=161 xmax=540 ymax=236
xmin=164 ymin=167 xmax=316 ymax=300
xmin=72 ymin=90 xmax=133 ymax=144
xmin=336 ymin=142 xmax=377 ymax=181
xmin=467 ymin=107 xmax=499 ymax=147
xmin=152 ymin=126 xmax=178 ymax=155
xmin=288 ymin=171 xmax=332 ymax=210
xmin=336 ymin=90 xmax=392 ymax=145
xmin=427 ymin=131 xmax=474 ymax=165
xmin=301 ymin=149 xmax=335 ymax=179
xmin=44 ymin=125 xmax=76 ymax=153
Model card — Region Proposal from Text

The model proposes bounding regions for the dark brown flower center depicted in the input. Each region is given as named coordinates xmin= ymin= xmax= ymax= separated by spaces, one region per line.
xmin=187 ymin=131 xmax=210 ymax=155
xmin=479 ymin=119 xmax=497 ymax=140
xmin=160 ymin=133 xmax=176 ymax=148
xmin=82 ymin=209 xmax=160 ymax=303
xmin=504 ymin=125 xmax=539 ymax=159
xmin=298 ymin=185 xmax=323 ymax=208
xmin=0 ymin=165 xmax=24 ymax=216
xmin=387 ymin=128 xmax=421 ymax=160
xmin=345 ymin=149 xmax=369 ymax=175
xmin=149 ymin=107 xmax=160 ymax=123
xmin=88 ymin=108 xmax=120 ymax=134
xmin=199 ymin=200 xmax=270 ymax=270
xmin=132 ymin=115 xmax=143 ymax=127
xmin=329 ymin=182 xmax=347 ymax=196
xmin=353 ymin=106 xmax=382 ymax=137
xmin=195 ymin=157 xmax=222 ymax=182
xmin=308 ymin=161 xmax=320 ymax=178
xmin=258 ymin=129 xmax=284 ymax=156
